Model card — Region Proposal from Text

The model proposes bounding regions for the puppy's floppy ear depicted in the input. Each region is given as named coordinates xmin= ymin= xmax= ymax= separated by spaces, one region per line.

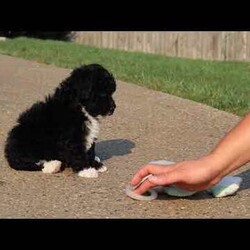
xmin=68 ymin=66 xmax=93 ymax=101
xmin=54 ymin=65 xmax=94 ymax=105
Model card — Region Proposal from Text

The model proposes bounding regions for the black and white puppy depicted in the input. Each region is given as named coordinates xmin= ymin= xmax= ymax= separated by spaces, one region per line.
xmin=4 ymin=64 xmax=116 ymax=178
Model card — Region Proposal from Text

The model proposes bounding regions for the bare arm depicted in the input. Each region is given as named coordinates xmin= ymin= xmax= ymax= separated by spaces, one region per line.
xmin=210 ymin=112 xmax=250 ymax=177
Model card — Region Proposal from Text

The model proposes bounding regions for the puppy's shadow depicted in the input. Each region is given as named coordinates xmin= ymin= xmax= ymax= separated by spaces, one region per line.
xmin=96 ymin=139 xmax=135 ymax=161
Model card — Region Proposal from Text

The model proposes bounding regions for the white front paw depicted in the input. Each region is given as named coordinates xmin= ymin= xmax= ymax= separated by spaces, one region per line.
xmin=78 ymin=168 xmax=99 ymax=178
xmin=98 ymin=165 xmax=107 ymax=172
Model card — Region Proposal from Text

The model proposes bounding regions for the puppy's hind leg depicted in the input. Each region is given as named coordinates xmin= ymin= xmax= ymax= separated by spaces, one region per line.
xmin=7 ymin=158 xmax=44 ymax=171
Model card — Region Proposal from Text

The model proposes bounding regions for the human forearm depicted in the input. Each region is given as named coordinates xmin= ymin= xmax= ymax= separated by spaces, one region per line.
xmin=209 ymin=112 xmax=250 ymax=177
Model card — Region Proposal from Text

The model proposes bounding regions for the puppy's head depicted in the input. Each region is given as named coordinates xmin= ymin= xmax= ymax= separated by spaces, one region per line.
xmin=58 ymin=64 xmax=116 ymax=117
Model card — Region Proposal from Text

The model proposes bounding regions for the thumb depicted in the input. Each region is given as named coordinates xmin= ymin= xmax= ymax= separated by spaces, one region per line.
xmin=148 ymin=171 xmax=180 ymax=186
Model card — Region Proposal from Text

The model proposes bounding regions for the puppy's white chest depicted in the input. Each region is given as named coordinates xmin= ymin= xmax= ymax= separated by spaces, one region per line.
xmin=82 ymin=108 xmax=100 ymax=150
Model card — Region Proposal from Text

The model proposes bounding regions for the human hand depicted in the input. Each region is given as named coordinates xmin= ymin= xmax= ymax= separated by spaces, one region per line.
xmin=130 ymin=156 xmax=225 ymax=195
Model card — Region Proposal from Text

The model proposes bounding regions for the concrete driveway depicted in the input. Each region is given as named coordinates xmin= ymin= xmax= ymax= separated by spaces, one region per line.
xmin=0 ymin=54 xmax=249 ymax=218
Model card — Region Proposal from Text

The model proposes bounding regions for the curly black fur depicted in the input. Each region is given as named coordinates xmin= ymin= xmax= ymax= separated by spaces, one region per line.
xmin=4 ymin=64 xmax=116 ymax=174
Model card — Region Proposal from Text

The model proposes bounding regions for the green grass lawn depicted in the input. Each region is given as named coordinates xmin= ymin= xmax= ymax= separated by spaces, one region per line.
xmin=0 ymin=37 xmax=250 ymax=116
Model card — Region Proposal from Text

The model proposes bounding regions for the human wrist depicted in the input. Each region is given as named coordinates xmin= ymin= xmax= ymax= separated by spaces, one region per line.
xmin=202 ymin=152 xmax=230 ymax=178
xmin=208 ymin=148 xmax=248 ymax=177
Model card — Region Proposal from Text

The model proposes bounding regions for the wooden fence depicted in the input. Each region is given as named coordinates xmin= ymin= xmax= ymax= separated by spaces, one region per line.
xmin=73 ymin=32 xmax=250 ymax=61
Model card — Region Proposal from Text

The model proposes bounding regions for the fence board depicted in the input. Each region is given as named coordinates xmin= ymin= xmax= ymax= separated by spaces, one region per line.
xmin=73 ymin=32 xmax=250 ymax=61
